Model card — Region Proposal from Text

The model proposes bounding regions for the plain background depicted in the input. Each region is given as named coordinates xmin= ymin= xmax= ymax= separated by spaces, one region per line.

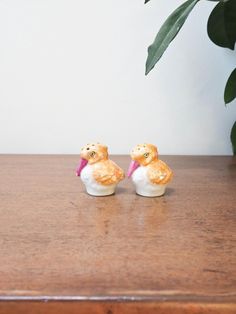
xmin=0 ymin=0 xmax=236 ymax=155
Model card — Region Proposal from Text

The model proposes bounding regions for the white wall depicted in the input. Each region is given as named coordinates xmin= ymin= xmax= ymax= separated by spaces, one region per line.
xmin=0 ymin=0 xmax=235 ymax=155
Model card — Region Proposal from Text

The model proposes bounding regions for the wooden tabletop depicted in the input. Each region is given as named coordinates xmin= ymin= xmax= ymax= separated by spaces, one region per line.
xmin=0 ymin=155 xmax=235 ymax=314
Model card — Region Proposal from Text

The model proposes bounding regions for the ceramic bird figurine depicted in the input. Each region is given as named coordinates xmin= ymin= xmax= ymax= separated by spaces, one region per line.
xmin=76 ymin=142 xmax=125 ymax=196
xmin=127 ymin=143 xmax=173 ymax=197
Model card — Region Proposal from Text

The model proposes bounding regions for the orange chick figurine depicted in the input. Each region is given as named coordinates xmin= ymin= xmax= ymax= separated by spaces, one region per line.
xmin=127 ymin=143 xmax=173 ymax=197
xmin=76 ymin=143 xmax=125 ymax=196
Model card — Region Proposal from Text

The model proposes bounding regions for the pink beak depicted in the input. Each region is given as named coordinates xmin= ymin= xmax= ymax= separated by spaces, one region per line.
xmin=76 ymin=158 xmax=88 ymax=176
xmin=127 ymin=160 xmax=140 ymax=178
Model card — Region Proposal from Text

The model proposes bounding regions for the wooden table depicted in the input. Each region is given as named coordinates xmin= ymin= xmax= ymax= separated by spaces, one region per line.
xmin=0 ymin=155 xmax=235 ymax=314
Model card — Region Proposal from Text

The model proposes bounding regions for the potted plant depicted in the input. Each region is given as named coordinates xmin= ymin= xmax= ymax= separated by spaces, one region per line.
xmin=145 ymin=0 xmax=236 ymax=154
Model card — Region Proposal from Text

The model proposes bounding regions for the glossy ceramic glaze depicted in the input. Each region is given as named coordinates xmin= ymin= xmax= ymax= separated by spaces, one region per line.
xmin=76 ymin=142 xmax=124 ymax=196
xmin=128 ymin=143 xmax=173 ymax=197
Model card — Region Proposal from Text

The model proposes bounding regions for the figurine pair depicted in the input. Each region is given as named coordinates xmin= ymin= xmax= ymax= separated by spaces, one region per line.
xmin=76 ymin=143 xmax=173 ymax=197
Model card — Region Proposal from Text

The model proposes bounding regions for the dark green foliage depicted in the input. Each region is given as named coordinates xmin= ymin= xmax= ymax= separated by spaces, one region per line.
xmin=225 ymin=69 xmax=236 ymax=104
xmin=145 ymin=0 xmax=236 ymax=154
xmin=207 ymin=0 xmax=236 ymax=50
xmin=230 ymin=121 xmax=236 ymax=155
xmin=145 ymin=0 xmax=199 ymax=75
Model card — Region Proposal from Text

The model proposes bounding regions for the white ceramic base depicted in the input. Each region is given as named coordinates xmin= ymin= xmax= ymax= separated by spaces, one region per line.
xmin=85 ymin=185 xmax=116 ymax=197
xmin=135 ymin=185 xmax=166 ymax=197
xmin=80 ymin=165 xmax=116 ymax=196
xmin=131 ymin=166 xmax=167 ymax=197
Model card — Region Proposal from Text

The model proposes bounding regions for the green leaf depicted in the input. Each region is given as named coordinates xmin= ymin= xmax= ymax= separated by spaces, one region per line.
xmin=230 ymin=121 xmax=236 ymax=155
xmin=207 ymin=0 xmax=236 ymax=50
xmin=145 ymin=0 xmax=199 ymax=75
xmin=224 ymin=68 xmax=236 ymax=104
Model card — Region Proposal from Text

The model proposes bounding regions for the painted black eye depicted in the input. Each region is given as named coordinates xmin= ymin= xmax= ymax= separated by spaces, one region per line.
xmin=90 ymin=151 xmax=96 ymax=157
xmin=86 ymin=147 xmax=90 ymax=150
xmin=143 ymin=152 xmax=149 ymax=158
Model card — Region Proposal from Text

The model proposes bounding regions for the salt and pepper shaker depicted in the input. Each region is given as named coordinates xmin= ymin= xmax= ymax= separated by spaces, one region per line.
xmin=76 ymin=143 xmax=125 ymax=196
xmin=127 ymin=143 xmax=173 ymax=197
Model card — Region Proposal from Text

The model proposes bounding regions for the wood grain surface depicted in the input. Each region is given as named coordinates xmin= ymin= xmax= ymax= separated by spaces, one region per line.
xmin=0 ymin=155 xmax=235 ymax=313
